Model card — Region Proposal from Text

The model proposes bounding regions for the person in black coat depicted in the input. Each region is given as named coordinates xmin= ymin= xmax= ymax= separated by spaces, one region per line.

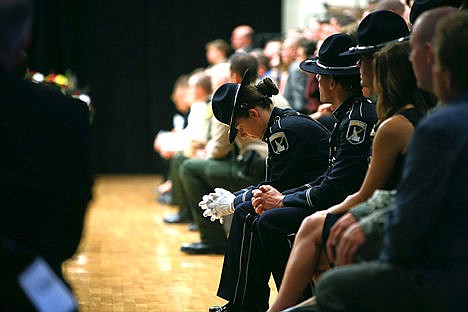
xmin=0 ymin=1 xmax=93 ymax=310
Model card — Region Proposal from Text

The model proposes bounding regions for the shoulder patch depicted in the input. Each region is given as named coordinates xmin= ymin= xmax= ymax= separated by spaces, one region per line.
xmin=269 ymin=131 xmax=289 ymax=154
xmin=346 ymin=120 xmax=367 ymax=145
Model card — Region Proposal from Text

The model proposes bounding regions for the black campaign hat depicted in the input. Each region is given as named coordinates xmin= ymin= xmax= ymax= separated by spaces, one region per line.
xmin=299 ymin=34 xmax=360 ymax=76
xmin=340 ymin=10 xmax=409 ymax=56
xmin=409 ymin=0 xmax=461 ymax=24
xmin=212 ymin=68 xmax=252 ymax=143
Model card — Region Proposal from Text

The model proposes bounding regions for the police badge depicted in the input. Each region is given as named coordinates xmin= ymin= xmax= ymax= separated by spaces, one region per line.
xmin=269 ymin=132 xmax=289 ymax=154
xmin=346 ymin=120 xmax=367 ymax=145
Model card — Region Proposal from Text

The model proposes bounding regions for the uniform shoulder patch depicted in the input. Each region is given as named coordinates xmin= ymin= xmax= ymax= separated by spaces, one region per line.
xmin=269 ymin=131 xmax=289 ymax=154
xmin=346 ymin=120 xmax=367 ymax=145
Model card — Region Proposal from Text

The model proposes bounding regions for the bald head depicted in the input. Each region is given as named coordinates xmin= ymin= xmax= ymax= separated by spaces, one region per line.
xmin=412 ymin=6 xmax=459 ymax=44
xmin=433 ymin=11 xmax=468 ymax=102
xmin=409 ymin=6 xmax=458 ymax=93
xmin=231 ymin=25 xmax=254 ymax=51
xmin=375 ymin=0 xmax=406 ymax=16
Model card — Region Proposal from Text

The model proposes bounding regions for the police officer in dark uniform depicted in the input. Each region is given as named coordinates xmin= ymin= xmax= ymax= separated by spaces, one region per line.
xmin=228 ymin=75 xmax=333 ymax=205
xmin=206 ymin=34 xmax=377 ymax=312
xmin=201 ymin=68 xmax=332 ymax=311
xmin=201 ymin=68 xmax=332 ymax=221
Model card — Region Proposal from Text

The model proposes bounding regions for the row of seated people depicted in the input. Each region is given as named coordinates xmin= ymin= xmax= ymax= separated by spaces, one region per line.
xmin=153 ymin=29 xmax=320 ymax=220
xmin=153 ymin=0 xmax=382 ymax=220
xmin=154 ymin=0 xmax=420 ymax=215
xmin=195 ymin=4 xmax=468 ymax=312
xmin=155 ymin=42 xmax=344 ymax=251
xmin=154 ymin=20 xmax=344 ymax=231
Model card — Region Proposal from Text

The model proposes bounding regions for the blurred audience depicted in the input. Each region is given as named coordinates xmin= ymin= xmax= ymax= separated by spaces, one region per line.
xmin=161 ymin=70 xmax=213 ymax=224
xmin=205 ymin=39 xmax=230 ymax=67
xmin=154 ymin=74 xmax=191 ymax=203
xmin=231 ymin=25 xmax=255 ymax=53
xmin=281 ymin=35 xmax=311 ymax=112
xmin=262 ymin=38 xmax=283 ymax=84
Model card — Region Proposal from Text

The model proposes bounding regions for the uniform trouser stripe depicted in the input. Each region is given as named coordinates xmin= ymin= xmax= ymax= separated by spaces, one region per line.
xmin=233 ymin=213 xmax=256 ymax=305
xmin=306 ymin=188 xmax=313 ymax=208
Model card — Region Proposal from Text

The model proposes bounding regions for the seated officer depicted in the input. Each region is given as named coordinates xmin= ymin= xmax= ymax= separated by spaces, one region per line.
xmin=201 ymin=67 xmax=332 ymax=225
xmin=204 ymin=34 xmax=377 ymax=312
xmin=179 ymin=55 xmax=270 ymax=255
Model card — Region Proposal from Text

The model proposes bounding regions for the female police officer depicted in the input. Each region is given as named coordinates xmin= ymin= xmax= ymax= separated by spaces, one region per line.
xmin=201 ymin=68 xmax=332 ymax=224
xmin=200 ymin=68 xmax=332 ymax=312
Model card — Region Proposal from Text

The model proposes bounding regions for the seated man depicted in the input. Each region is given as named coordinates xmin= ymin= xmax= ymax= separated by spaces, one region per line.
xmin=161 ymin=70 xmax=213 ymax=224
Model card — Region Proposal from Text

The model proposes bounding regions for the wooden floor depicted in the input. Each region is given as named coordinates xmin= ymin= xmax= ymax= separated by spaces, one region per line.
xmin=63 ymin=175 xmax=277 ymax=312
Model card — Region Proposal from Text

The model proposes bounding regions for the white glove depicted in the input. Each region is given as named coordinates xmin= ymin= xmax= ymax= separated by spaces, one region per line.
xmin=198 ymin=191 xmax=219 ymax=213
xmin=199 ymin=188 xmax=235 ymax=224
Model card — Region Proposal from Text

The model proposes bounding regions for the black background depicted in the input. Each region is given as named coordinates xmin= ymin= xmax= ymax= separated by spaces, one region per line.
xmin=27 ymin=0 xmax=282 ymax=173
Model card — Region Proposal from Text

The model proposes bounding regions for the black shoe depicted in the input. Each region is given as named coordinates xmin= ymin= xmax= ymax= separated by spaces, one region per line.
xmin=180 ymin=241 xmax=226 ymax=255
xmin=209 ymin=302 xmax=264 ymax=312
xmin=209 ymin=302 xmax=242 ymax=312
xmin=163 ymin=213 xmax=192 ymax=224
xmin=157 ymin=192 xmax=172 ymax=204
xmin=188 ymin=222 xmax=199 ymax=231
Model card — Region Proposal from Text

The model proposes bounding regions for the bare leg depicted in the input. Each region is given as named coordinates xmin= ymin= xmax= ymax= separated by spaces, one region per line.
xmin=267 ymin=213 xmax=327 ymax=312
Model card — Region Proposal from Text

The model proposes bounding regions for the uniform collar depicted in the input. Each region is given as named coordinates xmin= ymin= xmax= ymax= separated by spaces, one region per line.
xmin=332 ymin=94 xmax=361 ymax=122
xmin=263 ymin=106 xmax=284 ymax=141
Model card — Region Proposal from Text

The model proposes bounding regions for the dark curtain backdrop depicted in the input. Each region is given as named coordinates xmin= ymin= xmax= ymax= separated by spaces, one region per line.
xmin=27 ymin=0 xmax=282 ymax=173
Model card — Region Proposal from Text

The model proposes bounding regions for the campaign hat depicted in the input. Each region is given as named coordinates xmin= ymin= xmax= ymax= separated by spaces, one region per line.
xmin=299 ymin=33 xmax=360 ymax=76
xmin=340 ymin=10 xmax=409 ymax=56
xmin=212 ymin=68 xmax=252 ymax=143
xmin=409 ymin=0 xmax=461 ymax=24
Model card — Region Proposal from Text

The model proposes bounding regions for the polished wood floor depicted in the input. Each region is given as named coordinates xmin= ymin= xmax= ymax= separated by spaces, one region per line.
xmin=63 ymin=175 xmax=277 ymax=312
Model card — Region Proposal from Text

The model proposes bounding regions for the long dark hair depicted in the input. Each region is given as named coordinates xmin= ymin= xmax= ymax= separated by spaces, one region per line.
xmin=373 ymin=41 xmax=435 ymax=121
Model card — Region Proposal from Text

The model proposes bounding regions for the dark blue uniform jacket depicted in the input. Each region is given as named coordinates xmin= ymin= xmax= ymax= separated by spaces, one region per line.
xmin=282 ymin=94 xmax=377 ymax=210
xmin=234 ymin=106 xmax=331 ymax=205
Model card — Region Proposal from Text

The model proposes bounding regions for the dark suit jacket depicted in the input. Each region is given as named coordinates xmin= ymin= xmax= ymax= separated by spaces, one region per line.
xmin=381 ymin=97 xmax=468 ymax=311
xmin=283 ymin=61 xmax=308 ymax=112
xmin=0 ymin=69 xmax=93 ymax=308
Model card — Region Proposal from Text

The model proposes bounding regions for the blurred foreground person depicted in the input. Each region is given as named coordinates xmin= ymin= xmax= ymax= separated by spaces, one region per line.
xmin=1 ymin=0 xmax=93 ymax=310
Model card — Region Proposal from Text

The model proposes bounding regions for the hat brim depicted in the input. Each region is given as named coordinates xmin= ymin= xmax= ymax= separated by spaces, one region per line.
xmin=228 ymin=68 xmax=252 ymax=143
xmin=339 ymin=46 xmax=380 ymax=56
xmin=299 ymin=58 xmax=360 ymax=76
xmin=340 ymin=35 xmax=410 ymax=56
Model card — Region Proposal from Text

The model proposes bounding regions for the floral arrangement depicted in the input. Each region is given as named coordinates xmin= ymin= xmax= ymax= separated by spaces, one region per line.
xmin=24 ymin=69 xmax=94 ymax=122
xmin=25 ymin=69 xmax=92 ymax=107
